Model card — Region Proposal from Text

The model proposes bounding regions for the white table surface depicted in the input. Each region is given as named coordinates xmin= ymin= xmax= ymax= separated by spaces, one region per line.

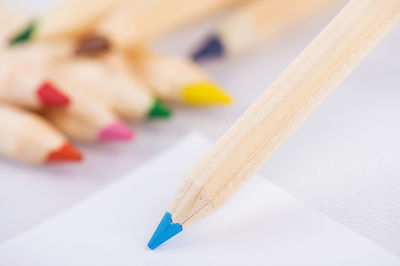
xmin=2 ymin=0 xmax=400 ymax=257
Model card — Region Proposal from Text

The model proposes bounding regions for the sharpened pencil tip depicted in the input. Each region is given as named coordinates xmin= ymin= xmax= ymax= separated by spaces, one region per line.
xmin=182 ymin=81 xmax=232 ymax=106
xmin=75 ymin=34 xmax=111 ymax=56
xmin=148 ymin=99 xmax=172 ymax=119
xmin=9 ymin=20 xmax=37 ymax=45
xmin=46 ymin=142 xmax=83 ymax=163
xmin=148 ymin=212 xmax=182 ymax=250
xmin=191 ymin=35 xmax=225 ymax=62
xmin=98 ymin=121 xmax=134 ymax=141
xmin=37 ymin=81 xmax=70 ymax=107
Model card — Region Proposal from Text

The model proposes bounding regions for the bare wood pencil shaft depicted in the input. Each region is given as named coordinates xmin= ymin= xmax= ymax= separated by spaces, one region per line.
xmin=132 ymin=52 xmax=209 ymax=101
xmin=44 ymin=79 xmax=117 ymax=141
xmin=170 ymin=0 xmax=400 ymax=228
xmin=98 ymin=0 xmax=247 ymax=48
xmin=37 ymin=0 xmax=124 ymax=39
xmin=220 ymin=0 xmax=344 ymax=54
xmin=0 ymin=103 xmax=64 ymax=163
xmin=54 ymin=55 xmax=154 ymax=119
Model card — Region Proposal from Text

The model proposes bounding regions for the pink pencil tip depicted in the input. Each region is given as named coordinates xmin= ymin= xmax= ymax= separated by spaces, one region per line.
xmin=98 ymin=121 xmax=134 ymax=141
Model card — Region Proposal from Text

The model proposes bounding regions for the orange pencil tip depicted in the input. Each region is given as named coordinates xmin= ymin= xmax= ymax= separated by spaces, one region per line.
xmin=46 ymin=142 xmax=83 ymax=163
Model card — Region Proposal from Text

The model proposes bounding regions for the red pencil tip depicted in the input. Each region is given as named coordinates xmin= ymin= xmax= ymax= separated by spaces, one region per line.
xmin=98 ymin=121 xmax=134 ymax=141
xmin=46 ymin=142 xmax=83 ymax=163
xmin=37 ymin=81 xmax=70 ymax=107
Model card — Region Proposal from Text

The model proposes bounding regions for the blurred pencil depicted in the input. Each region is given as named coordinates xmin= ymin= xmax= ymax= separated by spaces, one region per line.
xmin=54 ymin=54 xmax=172 ymax=120
xmin=0 ymin=44 xmax=70 ymax=109
xmin=0 ymin=10 xmax=71 ymax=109
xmin=0 ymin=7 xmax=29 ymax=47
xmin=0 ymin=69 xmax=70 ymax=109
xmin=131 ymin=51 xmax=232 ymax=106
xmin=0 ymin=102 xmax=82 ymax=164
xmin=9 ymin=0 xmax=124 ymax=45
xmin=192 ymin=0 xmax=343 ymax=61
xmin=44 ymin=78 xmax=134 ymax=142
xmin=89 ymin=0 xmax=248 ymax=50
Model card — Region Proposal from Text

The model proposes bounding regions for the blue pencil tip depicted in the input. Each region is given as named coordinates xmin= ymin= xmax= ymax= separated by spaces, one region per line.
xmin=191 ymin=35 xmax=225 ymax=62
xmin=147 ymin=212 xmax=182 ymax=250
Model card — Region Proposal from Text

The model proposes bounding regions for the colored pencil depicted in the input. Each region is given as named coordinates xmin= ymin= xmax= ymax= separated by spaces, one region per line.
xmin=0 ymin=7 xmax=29 ymax=47
xmin=148 ymin=0 xmax=400 ymax=249
xmin=0 ymin=102 xmax=82 ymax=164
xmin=0 ymin=42 xmax=71 ymax=109
xmin=53 ymin=54 xmax=172 ymax=120
xmin=90 ymin=0 xmax=248 ymax=50
xmin=131 ymin=51 xmax=232 ymax=106
xmin=9 ymin=0 xmax=124 ymax=45
xmin=44 ymin=77 xmax=134 ymax=142
xmin=192 ymin=0 xmax=343 ymax=61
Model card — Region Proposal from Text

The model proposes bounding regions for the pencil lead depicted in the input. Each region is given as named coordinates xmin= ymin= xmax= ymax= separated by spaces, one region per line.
xmin=9 ymin=20 xmax=37 ymax=45
xmin=191 ymin=35 xmax=225 ymax=62
xmin=148 ymin=99 xmax=172 ymax=119
xmin=37 ymin=81 xmax=70 ymax=107
xmin=98 ymin=121 xmax=134 ymax=141
xmin=148 ymin=212 xmax=182 ymax=250
xmin=46 ymin=142 xmax=83 ymax=163
xmin=182 ymin=81 xmax=232 ymax=106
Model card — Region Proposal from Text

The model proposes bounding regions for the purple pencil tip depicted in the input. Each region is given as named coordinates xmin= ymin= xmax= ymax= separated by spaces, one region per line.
xmin=191 ymin=35 xmax=225 ymax=62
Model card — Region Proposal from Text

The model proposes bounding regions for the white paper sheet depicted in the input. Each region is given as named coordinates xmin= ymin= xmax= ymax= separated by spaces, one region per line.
xmin=0 ymin=133 xmax=398 ymax=266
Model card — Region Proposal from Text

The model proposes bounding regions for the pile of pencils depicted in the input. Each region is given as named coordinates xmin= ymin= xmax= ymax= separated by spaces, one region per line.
xmin=0 ymin=0 xmax=342 ymax=165
xmin=0 ymin=0 xmax=237 ymax=165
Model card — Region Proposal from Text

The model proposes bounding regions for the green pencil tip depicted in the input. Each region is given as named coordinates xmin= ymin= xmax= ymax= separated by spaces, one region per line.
xmin=148 ymin=99 xmax=172 ymax=119
xmin=9 ymin=20 xmax=37 ymax=45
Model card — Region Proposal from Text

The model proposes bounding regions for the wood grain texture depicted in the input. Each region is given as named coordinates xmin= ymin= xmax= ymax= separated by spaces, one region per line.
xmin=169 ymin=0 xmax=400 ymax=228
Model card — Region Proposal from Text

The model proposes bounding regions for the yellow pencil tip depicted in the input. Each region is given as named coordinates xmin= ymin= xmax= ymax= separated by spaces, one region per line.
xmin=182 ymin=81 xmax=232 ymax=106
